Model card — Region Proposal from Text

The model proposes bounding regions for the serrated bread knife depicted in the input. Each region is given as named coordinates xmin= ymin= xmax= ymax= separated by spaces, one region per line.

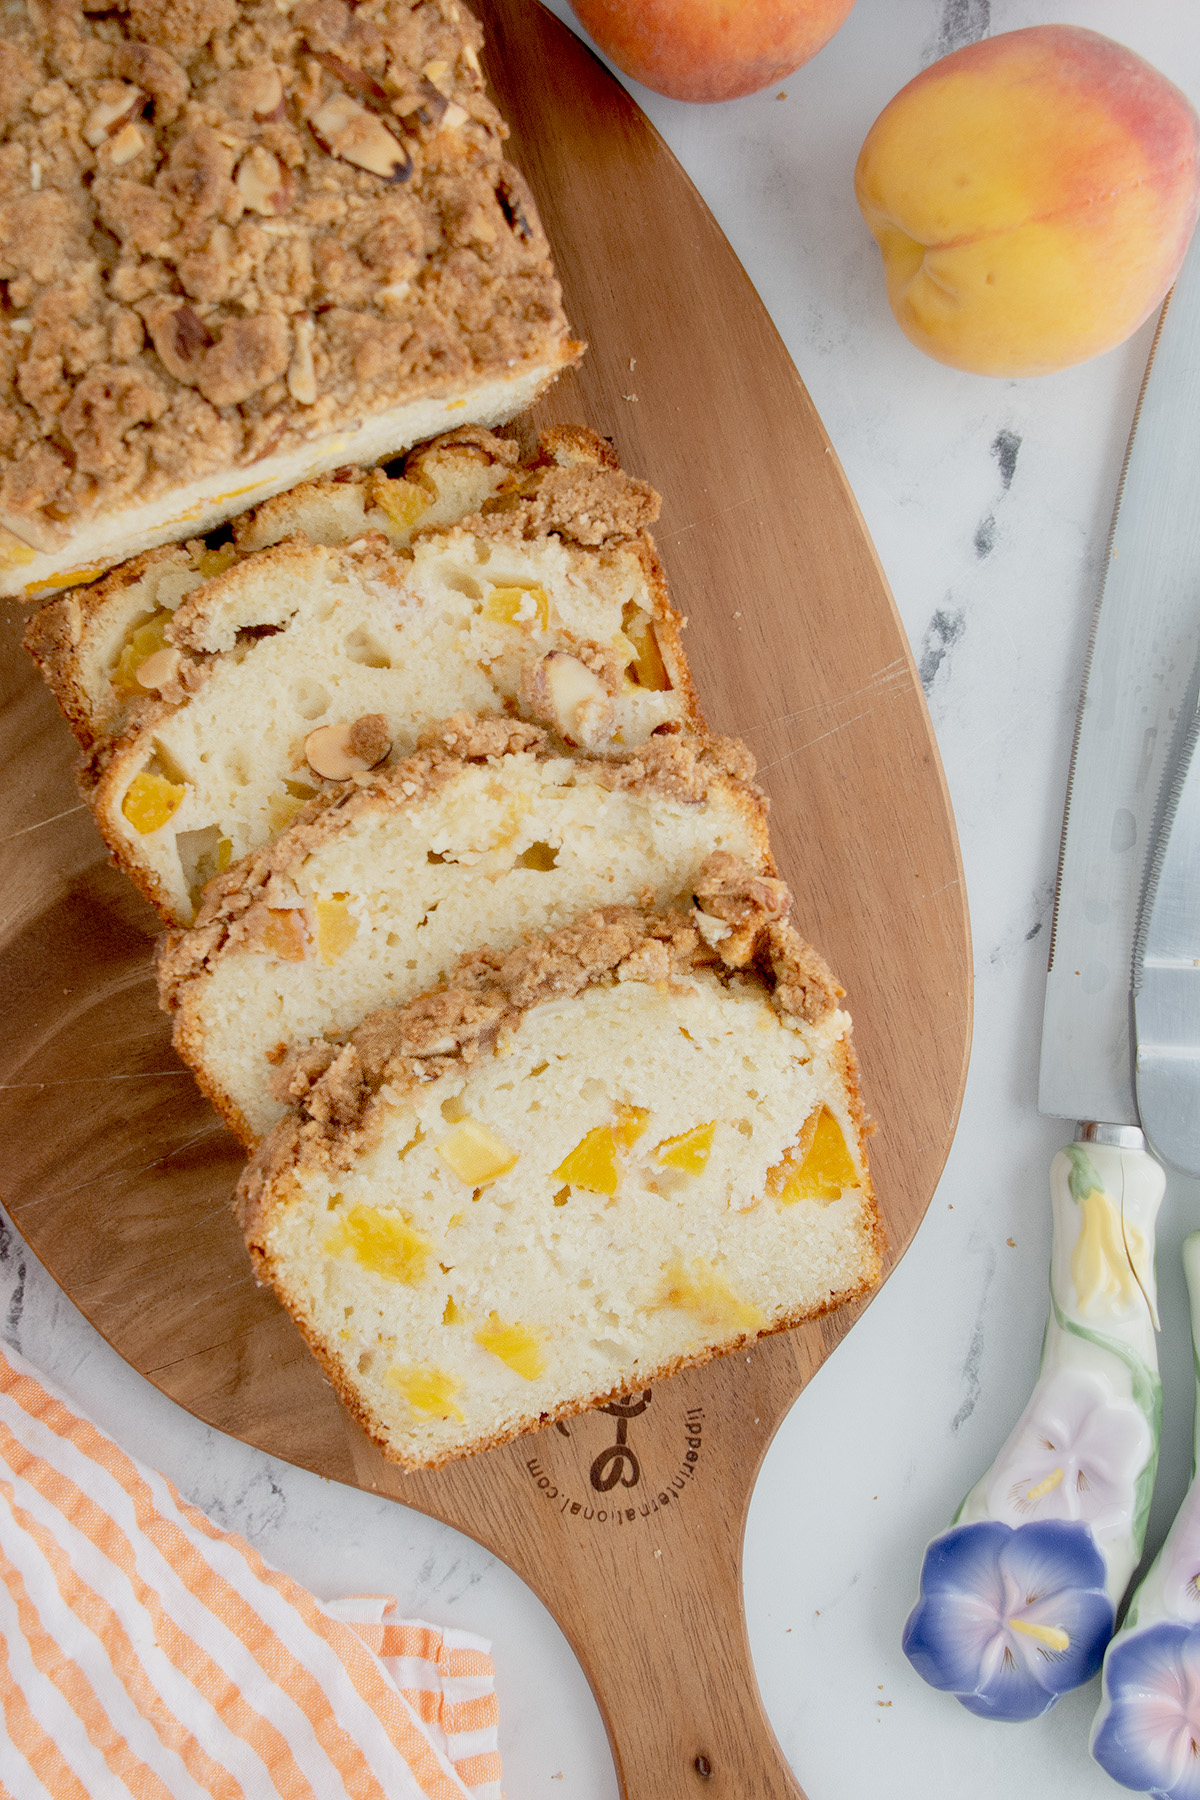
xmin=903 ymin=235 xmax=1200 ymax=1721
xmin=1041 ymin=225 xmax=1200 ymax=1183
xmin=1134 ymin=661 xmax=1200 ymax=1175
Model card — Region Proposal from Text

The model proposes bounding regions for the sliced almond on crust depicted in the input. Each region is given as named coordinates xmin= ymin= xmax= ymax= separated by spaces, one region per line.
xmin=287 ymin=315 xmax=317 ymax=405
xmin=134 ymin=645 xmax=182 ymax=690
xmin=304 ymin=716 xmax=391 ymax=781
xmin=235 ymin=145 xmax=293 ymax=216
xmin=102 ymin=121 xmax=149 ymax=168
xmin=309 ymin=94 xmax=412 ymax=181
xmin=246 ymin=64 xmax=285 ymax=118
xmin=524 ymin=652 xmax=614 ymax=748
xmin=83 ymin=83 xmax=143 ymax=146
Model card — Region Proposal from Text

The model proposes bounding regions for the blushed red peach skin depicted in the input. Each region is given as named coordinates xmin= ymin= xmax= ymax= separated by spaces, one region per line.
xmin=569 ymin=0 xmax=857 ymax=104
xmin=854 ymin=26 xmax=1200 ymax=377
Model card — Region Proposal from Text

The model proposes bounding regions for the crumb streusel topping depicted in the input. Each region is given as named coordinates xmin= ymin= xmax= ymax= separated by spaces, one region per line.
xmin=0 ymin=0 xmax=572 ymax=536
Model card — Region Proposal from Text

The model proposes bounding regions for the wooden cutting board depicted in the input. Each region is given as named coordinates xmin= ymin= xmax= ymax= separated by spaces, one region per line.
xmin=0 ymin=5 xmax=971 ymax=1795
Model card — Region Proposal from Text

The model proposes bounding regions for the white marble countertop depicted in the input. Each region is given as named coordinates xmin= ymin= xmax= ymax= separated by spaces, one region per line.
xmin=6 ymin=1 xmax=1200 ymax=1795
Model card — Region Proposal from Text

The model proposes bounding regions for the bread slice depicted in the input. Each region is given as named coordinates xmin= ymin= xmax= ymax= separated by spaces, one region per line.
xmin=25 ymin=427 xmax=523 ymax=751
xmin=0 ymin=0 xmax=578 ymax=598
xmin=157 ymin=716 xmax=773 ymax=1145
xmin=30 ymin=429 xmax=699 ymax=924
xmin=237 ymin=901 xmax=881 ymax=1470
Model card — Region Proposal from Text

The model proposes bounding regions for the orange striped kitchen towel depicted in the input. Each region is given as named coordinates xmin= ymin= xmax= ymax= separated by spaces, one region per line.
xmin=0 ymin=1341 xmax=502 ymax=1799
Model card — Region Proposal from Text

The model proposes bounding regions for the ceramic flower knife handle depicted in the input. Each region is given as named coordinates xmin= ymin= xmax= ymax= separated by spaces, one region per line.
xmin=1092 ymin=1231 xmax=1200 ymax=1795
xmin=904 ymin=1134 xmax=1165 ymax=1720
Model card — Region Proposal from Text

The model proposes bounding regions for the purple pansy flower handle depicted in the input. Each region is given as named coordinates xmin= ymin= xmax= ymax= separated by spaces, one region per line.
xmin=904 ymin=1517 xmax=1114 ymax=1720
xmin=1092 ymin=1233 xmax=1200 ymax=1796
xmin=904 ymin=1138 xmax=1164 ymax=1721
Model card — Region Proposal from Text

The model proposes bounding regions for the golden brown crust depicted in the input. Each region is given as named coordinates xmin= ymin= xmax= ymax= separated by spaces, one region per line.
xmin=174 ymin=1041 xmax=265 ymax=1151
xmin=164 ymin=530 xmax=323 ymax=653
xmin=833 ymin=1031 xmax=884 ymax=1258
xmin=71 ymin=705 xmax=186 ymax=921
xmin=0 ymin=0 xmax=575 ymax=541
xmin=535 ymin=423 xmax=621 ymax=471
xmin=409 ymin=421 xmax=522 ymax=471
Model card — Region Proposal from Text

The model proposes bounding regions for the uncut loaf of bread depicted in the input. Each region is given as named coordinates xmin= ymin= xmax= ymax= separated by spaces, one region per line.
xmin=237 ymin=901 xmax=881 ymax=1470
xmin=0 ymin=0 xmax=577 ymax=598
xmin=27 ymin=428 xmax=697 ymax=923
xmin=157 ymin=714 xmax=774 ymax=1145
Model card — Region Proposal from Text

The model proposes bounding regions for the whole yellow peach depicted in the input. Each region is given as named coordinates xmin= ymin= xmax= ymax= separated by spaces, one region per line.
xmin=569 ymin=0 xmax=857 ymax=104
xmin=855 ymin=27 xmax=1200 ymax=377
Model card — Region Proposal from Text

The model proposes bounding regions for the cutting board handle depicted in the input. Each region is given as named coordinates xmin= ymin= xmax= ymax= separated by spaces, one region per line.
xmin=391 ymin=1362 xmax=814 ymax=1796
xmin=564 ymin=1538 xmax=802 ymax=1799
xmin=468 ymin=1375 xmax=808 ymax=1798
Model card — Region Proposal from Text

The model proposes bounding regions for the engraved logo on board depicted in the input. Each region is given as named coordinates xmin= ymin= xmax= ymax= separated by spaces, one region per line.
xmin=524 ymin=1389 xmax=705 ymax=1526
xmin=587 ymin=1391 xmax=650 ymax=1492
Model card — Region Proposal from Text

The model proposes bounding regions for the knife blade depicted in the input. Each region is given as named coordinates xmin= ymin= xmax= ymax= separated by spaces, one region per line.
xmin=1041 ymin=229 xmax=1200 ymax=1129
xmin=1134 ymin=660 xmax=1200 ymax=1173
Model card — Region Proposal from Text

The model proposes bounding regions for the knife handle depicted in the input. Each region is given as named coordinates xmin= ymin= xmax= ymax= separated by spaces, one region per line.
xmin=1049 ymin=1125 xmax=1166 ymax=1339
xmin=1091 ymin=1230 xmax=1200 ymax=1789
xmin=902 ymin=1126 xmax=1165 ymax=1720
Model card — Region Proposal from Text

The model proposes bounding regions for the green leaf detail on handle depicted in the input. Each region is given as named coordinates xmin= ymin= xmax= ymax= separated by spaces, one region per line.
xmin=1051 ymin=1295 xmax=1161 ymax=1423
xmin=1064 ymin=1142 xmax=1105 ymax=1203
xmin=1131 ymin=1445 xmax=1162 ymax=1557
xmin=1050 ymin=1294 xmax=1163 ymax=1552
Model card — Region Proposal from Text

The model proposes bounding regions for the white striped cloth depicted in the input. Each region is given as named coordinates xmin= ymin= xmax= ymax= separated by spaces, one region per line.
xmin=0 ymin=1342 xmax=502 ymax=1799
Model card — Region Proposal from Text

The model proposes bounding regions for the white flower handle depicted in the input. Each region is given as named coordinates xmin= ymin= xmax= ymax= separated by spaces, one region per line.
xmin=1091 ymin=1233 xmax=1200 ymax=1792
xmin=955 ymin=1134 xmax=1165 ymax=1599
xmin=904 ymin=1129 xmax=1165 ymax=1720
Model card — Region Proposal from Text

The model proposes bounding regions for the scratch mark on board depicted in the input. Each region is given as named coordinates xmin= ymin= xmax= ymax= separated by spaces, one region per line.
xmin=1 ymin=803 xmax=87 ymax=844
xmin=743 ymin=658 xmax=909 ymax=739
xmin=0 ymin=1071 xmax=192 ymax=1090
xmin=670 ymin=494 xmax=758 ymax=538
xmin=755 ymin=707 xmax=874 ymax=777
xmin=43 ymin=1124 xmax=229 ymax=1202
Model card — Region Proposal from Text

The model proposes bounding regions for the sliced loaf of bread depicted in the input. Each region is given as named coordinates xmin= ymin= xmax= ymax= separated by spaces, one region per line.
xmin=157 ymin=717 xmax=773 ymax=1145
xmin=237 ymin=900 xmax=880 ymax=1470
xmin=29 ymin=429 xmax=698 ymax=924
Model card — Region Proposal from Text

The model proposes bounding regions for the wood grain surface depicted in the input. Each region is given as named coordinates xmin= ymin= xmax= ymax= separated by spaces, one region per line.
xmin=0 ymin=5 xmax=972 ymax=1796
